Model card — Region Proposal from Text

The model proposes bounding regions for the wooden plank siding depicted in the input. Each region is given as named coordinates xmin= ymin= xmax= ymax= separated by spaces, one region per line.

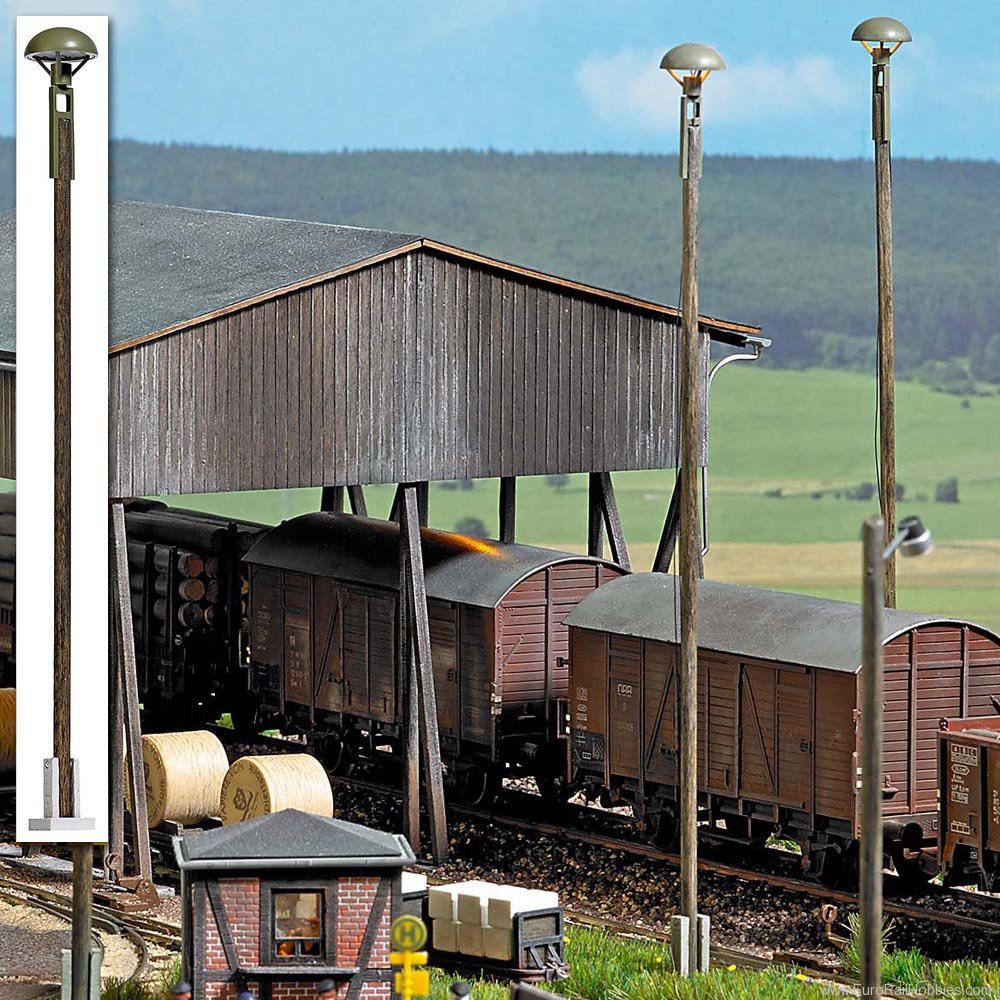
xmin=108 ymin=248 xmax=696 ymax=497
xmin=0 ymin=368 xmax=14 ymax=479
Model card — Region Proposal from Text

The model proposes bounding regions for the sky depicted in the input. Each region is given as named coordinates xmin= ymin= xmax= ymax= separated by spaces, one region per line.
xmin=1 ymin=0 xmax=998 ymax=160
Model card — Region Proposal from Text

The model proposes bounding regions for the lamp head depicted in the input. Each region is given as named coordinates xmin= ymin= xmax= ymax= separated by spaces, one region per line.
xmin=660 ymin=42 xmax=725 ymax=84
xmin=852 ymin=16 xmax=911 ymax=48
xmin=897 ymin=515 xmax=933 ymax=557
xmin=24 ymin=26 xmax=97 ymax=73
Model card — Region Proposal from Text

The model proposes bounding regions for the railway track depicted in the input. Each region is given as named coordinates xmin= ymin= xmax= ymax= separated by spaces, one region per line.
xmin=214 ymin=728 xmax=1000 ymax=941
xmin=0 ymin=871 xmax=181 ymax=983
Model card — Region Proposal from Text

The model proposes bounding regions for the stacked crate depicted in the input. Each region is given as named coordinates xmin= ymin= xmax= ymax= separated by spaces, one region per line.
xmin=428 ymin=879 xmax=561 ymax=965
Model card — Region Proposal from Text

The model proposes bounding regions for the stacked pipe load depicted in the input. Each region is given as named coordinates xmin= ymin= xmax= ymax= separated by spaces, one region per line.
xmin=220 ymin=753 xmax=334 ymax=825
xmin=121 ymin=501 xmax=267 ymax=716
xmin=428 ymin=880 xmax=559 ymax=962
xmin=141 ymin=730 xmax=229 ymax=827
xmin=0 ymin=492 xmax=14 ymax=676
xmin=0 ymin=688 xmax=14 ymax=773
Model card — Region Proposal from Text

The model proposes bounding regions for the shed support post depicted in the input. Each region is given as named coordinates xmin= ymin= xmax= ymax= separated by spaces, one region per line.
xmin=347 ymin=485 xmax=368 ymax=517
xmin=653 ymin=478 xmax=681 ymax=573
xmin=596 ymin=472 xmax=631 ymax=571
xmin=109 ymin=503 xmax=152 ymax=886
xmin=416 ymin=481 xmax=429 ymax=527
xmin=399 ymin=511 xmax=420 ymax=852
xmin=499 ymin=477 xmax=516 ymax=543
xmin=320 ymin=485 xmax=344 ymax=513
xmin=389 ymin=485 xmax=403 ymax=523
xmin=399 ymin=484 xmax=449 ymax=861
xmin=587 ymin=474 xmax=604 ymax=559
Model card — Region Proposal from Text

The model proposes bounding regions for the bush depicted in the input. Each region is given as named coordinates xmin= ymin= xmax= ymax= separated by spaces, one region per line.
xmin=935 ymin=477 xmax=959 ymax=504
xmin=454 ymin=516 xmax=489 ymax=538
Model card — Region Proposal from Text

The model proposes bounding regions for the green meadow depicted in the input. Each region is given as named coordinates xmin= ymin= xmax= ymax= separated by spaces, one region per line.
xmin=164 ymin=367 xmax=999 ymax=631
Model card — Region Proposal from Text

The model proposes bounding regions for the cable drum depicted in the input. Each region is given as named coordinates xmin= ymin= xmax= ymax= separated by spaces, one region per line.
xmin=141 ymin=730 xmax=229 ymax=827
xmin=221 ymin=753 xmax=334 ymax=825
xmin=0 ymin=688 xmax=13 ymax=772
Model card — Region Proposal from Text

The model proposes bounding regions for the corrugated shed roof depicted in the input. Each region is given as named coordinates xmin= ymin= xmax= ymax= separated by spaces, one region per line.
xmin=0 ymin=201 xmax=761 ymax=356
xmin=244 ymin=512 xmax=622 ymax=609
xmin=174 ymin=809 xmax=414 ymax=868
xmin=563 ymin=572 xmax=997 ymax=673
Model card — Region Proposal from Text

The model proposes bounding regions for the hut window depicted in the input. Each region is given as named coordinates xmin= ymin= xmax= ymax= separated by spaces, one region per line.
xmin=272 ymin=890 xmax=324 ymax=958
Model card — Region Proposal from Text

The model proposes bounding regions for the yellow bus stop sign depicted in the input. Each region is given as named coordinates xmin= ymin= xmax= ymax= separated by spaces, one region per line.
xmin=390 ymin=914 xmax=428 ymax=952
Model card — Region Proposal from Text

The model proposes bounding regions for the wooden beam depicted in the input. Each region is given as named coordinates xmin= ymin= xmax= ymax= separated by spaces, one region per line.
xmin=389 ymin=485 xmax=403 ymax=523
xmin=596 ymin=472 xmax=631 ymax=571
xmin=399 ymin=522 xmax=420 ymax=852
xmin=587 ymin=474 xmax=604 ymax=558
xmin=416 ymin=481 xmax=429 ymax=528
xmin=347 ymin=484 xmax=368 ymax=517
xmin=320 ymin=485 xmax=344 ymax=513
xmin=400 ymin=485 xmax=449 ymax=861
xmin=499 ymin=477 xmax=516 ymax=543
xmin=107 ymin=569 xmax=124 ymax=878
xmin=653 ymin=478 xmax=681 ymax=573
xmin=110 ymin=503 xmax=152 ymax=883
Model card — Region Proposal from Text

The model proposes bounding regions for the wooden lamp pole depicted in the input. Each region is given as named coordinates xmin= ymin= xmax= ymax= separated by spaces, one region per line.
xmin=23 ymin=26 xmax=98 ymax=1000
xmin=852 ymin=16 xmax=911 ymax=609
xmin=660 ymin=42 xmax=724 ymax=976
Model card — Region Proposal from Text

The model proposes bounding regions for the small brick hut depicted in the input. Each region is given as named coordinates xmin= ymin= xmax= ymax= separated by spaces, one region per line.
xmin=173 ymin=809 xmax=415 ymax=999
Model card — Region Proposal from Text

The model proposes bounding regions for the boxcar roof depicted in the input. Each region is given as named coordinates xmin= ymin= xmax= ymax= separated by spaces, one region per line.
xmin=173 ymin=808 xmax=414 ymax=870
xmin=564 ymin=573 xmax=1000 ymax=673
xmin=0 ymin=201 xmax=761 ymax=356
xmin=244 ymin=512 xmax=622 ymax=610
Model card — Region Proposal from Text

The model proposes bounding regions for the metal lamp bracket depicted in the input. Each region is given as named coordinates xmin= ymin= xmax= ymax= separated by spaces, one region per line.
xmin=872 ymin=51 xmax=890 ymax=143
xmin=679 ymin=76 xmax=703 ymax=179
xmin=47 ymin=56 xmax=75 ymax=179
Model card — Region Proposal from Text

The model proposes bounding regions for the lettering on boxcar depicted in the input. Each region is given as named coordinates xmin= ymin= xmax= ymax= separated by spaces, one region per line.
xmin=952 ymin=744 xmax=979 ymax=766
xmin=951 ymin=820 xmax=972 ymax=835
xmin=993 ymin=789 xmax=999 ymax=825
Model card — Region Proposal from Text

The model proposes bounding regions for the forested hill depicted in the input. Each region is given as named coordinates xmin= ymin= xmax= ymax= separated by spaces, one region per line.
xmin=0 ymin=138 xmax=997 ymax=374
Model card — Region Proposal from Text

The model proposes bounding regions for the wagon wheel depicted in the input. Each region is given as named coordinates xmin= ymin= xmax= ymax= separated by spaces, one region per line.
xmin=455 ymin=763 xmax=499 ymax=807
xmin=319 ymin=730 xmax=357 ymax=776
xmin=648 ymin=802 xmax=680 ymax=851
xmin=534 ymin=772 xmax=572 ymax=808
xmin=819 ymin=840 xmax=859 ymax=889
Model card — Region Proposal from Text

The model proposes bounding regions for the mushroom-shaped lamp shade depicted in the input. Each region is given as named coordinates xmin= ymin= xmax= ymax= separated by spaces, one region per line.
xmin=851 ymin=16 xmax=911 ymax=44
xmin=897 ymin=516 xmax=933 ymax=558
xmin=24 ymin=26 xmax=98 ymax=63
xmin=660 ymin=42 xmax=726 ymax=74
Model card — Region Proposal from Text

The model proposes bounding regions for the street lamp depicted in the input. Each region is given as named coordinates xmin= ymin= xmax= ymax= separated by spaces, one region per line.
xmin=852 ymin=16 xmax=911 ymax=610
xmin=859 ymin=513 xmax=931 ymax=992
xmin=23 ymin=24 xmax=98 ymax=1000
xmin=660 ymin=41 xmax=724 ymax=977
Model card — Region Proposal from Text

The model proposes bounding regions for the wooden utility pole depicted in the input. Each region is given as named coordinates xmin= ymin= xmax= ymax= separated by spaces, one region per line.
xmin=872 ymin=49 xmax=896 ymax=608
xmin=677 ymin=77 xmax=704 ymax=968
xmin=860 ymin=515 xmax=885 ymax=992
xmin=53 ymin=113 xmax=73 ymax=818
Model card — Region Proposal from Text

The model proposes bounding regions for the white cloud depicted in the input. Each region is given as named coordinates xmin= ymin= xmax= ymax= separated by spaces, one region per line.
xmin=577 ymin=47 xmax=858 ymax=132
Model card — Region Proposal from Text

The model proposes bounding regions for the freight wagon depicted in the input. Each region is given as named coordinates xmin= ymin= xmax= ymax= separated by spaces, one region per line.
xmin=564 ymin=573 xmax=1000 ymax=884
xmin=938 ymin=715 xmax=1000 ymax=890
xmin=243 ymin=512 xmax=625 ymax=802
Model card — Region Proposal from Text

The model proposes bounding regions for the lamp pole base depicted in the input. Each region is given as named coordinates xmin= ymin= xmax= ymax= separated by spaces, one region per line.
xmin=27 ymin=757 xmax=95 ymax=831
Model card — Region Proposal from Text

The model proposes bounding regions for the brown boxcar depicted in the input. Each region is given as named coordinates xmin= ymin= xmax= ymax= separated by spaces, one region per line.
xmin=244 ymin=513 xmax=624 ymax=799
xmin=564 ymin=573 xmax=1000 ymax=883
xmin=938 ymin=716 xmax=1000 ymax=889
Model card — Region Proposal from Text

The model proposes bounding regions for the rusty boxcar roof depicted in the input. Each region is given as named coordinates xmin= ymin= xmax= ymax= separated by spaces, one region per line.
xmin=244 ymin=512 xmax=622 ymax=610
xmin=564 ymin=573 xmax=1000 ymax=673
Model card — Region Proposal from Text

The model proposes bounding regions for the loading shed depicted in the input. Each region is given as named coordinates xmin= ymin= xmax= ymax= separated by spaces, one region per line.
xmin=564 ymin=573 xmax=1000 ymax=874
